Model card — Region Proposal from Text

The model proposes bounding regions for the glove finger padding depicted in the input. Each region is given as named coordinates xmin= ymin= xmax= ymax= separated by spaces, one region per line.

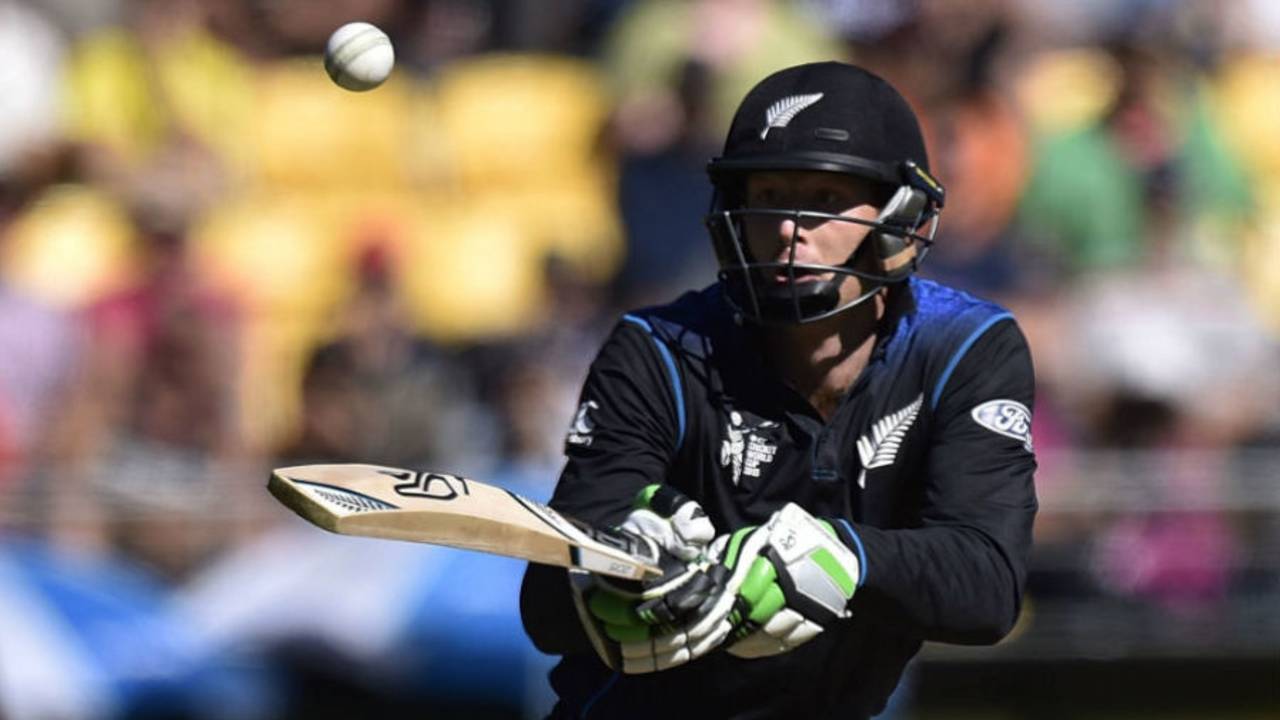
xmin=571 ymin=569 xmax=623 ymax=669
xmin=620 ymin=485 xmax=716 ymax=562
xmin=617 ymin=574 xmax=736 ymax=674
xmin=727 ymin=611 xmax=823 ymax=659
xmin=645 ymin=503 xmax=862 ymax=667
xmin=573 ymin=548 xmax=724 ymax=673
xmin=725 ymin=503 xmax=860 ymax=657
xmin=570 ymin=486 xmax=726 ymax=673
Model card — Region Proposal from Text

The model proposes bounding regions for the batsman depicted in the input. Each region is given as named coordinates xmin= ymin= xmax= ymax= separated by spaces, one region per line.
xmin=520 ymin=61 xmax=1038 ymax=719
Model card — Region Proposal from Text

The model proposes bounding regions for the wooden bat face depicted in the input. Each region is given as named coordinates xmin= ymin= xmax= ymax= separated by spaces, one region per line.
xmin=269 ymin=464 xmax=662 ymax=580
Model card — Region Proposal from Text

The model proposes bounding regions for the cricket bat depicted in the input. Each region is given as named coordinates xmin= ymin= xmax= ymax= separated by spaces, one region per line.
xmin=268 ymin=463 xmax=663 ymax=580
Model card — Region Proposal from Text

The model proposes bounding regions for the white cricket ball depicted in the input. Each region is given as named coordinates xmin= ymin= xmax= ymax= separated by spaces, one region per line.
xmin=324 ymin=22 xmax=394 ymax=92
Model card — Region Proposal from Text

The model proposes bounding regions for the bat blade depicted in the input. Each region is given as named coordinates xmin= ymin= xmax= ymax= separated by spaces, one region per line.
xmin=268 ymin=463 xmax=662 ymax=580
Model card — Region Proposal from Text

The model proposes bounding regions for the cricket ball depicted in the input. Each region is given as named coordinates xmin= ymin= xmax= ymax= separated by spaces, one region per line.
xmin=324 ymin=22 xmax=394 ymax=92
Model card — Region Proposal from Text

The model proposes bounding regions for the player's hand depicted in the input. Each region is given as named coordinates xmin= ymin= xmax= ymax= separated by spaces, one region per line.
xmin=577 ymin=555 xmax=722 ymax=673
xmin=617 ymin=484 xmax=716 ymax=562
xmin=650 ymin=503 xmax=862 ymax=665
xmin=571 ymin=486 xmax=720 ymax=673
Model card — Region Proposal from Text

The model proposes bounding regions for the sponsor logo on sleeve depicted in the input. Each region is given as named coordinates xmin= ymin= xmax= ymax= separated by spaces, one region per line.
xmin=971 ymin=399 xmax=1033 ymax=451
xmin=566 ymin=400 xmax=599 ymax=447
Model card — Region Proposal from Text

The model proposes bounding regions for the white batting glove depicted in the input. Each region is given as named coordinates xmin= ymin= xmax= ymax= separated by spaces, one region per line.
xmin=643 ymin=503 xmax=862 ymax=667
xmin=617 ymin=485 xmax=716 ymax=563
xmin=570 ymin=486 xmax=720 ymax=673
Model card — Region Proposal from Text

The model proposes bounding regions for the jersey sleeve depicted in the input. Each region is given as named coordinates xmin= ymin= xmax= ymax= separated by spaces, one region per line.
xmin=520 ymin=317 xmax=684 ymax=654
xmin=549 ymin=316 xmax=683 ymax=524
xmin=845 ymin=317 xmax=1039 ymax=644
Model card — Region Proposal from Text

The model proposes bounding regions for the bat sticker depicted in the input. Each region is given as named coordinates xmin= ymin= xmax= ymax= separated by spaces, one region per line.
xmin=291 ymin=479 xmax=399 ymax=513
xmin=381 ymin=470 xmax=471 ymax=501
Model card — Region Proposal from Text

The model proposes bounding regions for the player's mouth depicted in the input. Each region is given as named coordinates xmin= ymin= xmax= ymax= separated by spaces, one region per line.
xmin=768 ymin=267 xmax=830 ymax=284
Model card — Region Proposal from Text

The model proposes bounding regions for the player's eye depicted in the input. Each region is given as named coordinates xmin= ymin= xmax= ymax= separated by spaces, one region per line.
xmin=812 ymin=189 xmax=846 ymax=211
xmin=749 ymin=187 xmax=780 ymax=206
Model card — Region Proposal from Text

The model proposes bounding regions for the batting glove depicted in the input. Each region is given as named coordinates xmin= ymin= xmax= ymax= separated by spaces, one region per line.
xmin=570 ymin=486 xmax=720 ymax=673
xmin=618 ymin=485 xmax=716 ymax=562
xmin=646 ymin=502 xmax=862 ymax=667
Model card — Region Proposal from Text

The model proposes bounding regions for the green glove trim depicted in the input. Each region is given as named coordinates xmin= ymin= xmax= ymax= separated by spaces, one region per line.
xmin=748 ymin=584 xmax=785 ymax=624
xmin=817 ymin=519 xmax=839 ymax=540
xmin=635 ymin=484 xmax=661 ymax=509
xmin=589 ymin=591 xmax=642 ymax=627
xmin=810 ymin=547 xmax=856 ymax=597
xmin=728 ymin=607 xmax=744 ymax=627
xmin=739 ymin=557 xmax=776 ymax=605
xmin=723 ymin=526 xmax=755 ymax=568
xmin=605 ymin=623 xmax=650 ymax=644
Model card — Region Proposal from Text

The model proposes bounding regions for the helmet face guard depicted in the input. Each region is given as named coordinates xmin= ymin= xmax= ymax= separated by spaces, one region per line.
xmin=705 ymin=197 xmax=940 ymax=325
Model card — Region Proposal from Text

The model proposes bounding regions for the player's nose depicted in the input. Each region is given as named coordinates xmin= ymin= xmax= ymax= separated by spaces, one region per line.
xmin=778 ymin=215 xmax=805 ymax=245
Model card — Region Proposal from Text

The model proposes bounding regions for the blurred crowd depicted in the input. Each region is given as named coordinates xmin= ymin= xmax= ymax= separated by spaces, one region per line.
xmin=1 ymin=0 xmax=1278 ymax=717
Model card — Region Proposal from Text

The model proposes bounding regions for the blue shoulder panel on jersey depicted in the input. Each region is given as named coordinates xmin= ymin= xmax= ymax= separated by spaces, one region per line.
xmin=904 ymin=279 xmax=1019 ymax=411
xmin=930 ymin=311 xmax=1013 ymax=410
xmin=622 ymin=313 xmax=686 ymax=450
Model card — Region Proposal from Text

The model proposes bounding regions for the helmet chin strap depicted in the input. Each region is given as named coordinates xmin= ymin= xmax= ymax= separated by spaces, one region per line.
xmin=709 ymin=184 xmax=938 ymax=325
xmin=722 ymin=262 xmax=887 ymax=326
xmin=748 ymin=208 xmax=895 ymax=325
xmin=759 ymin=273 xmax=885 ymax=326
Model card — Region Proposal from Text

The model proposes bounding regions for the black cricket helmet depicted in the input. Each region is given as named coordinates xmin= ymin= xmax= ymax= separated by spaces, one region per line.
xmin=705 ymin=61 xmax=945 ymax=325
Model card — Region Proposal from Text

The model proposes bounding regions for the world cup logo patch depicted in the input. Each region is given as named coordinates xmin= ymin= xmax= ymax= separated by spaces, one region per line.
xmin=720 ymin=411 xmax=779 ymax=486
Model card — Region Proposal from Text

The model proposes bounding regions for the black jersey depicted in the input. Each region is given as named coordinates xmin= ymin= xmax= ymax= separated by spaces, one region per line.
xmin=520 ymin=278 xmax=1038 ymax=719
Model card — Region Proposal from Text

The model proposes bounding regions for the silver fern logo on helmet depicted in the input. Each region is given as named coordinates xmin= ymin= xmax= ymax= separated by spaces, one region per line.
xmin=760 ymin=93 xmax=824 ymax=139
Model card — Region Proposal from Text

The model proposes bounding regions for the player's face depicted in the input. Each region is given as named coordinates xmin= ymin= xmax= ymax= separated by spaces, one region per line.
xmin=741 ymin=171 xmax=884 ymax=305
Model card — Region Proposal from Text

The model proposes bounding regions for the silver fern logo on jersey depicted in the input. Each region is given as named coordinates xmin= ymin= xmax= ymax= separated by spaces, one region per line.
xmin=760 ymin=92 xmax=824 ymax=139
xmin=720 ymin=411 xmax=779 ymax=486
xmin=856 ymin=394 xmax=923 ymax=488
xmin=566 ymin=400 xmax=599 ymax=447
xmin=971 ymin=399 xmax=1032 ymax=451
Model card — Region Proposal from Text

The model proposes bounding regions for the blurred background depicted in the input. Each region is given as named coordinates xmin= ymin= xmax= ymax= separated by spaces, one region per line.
xmin=0 ymin=0 xmax=1277 ymax=718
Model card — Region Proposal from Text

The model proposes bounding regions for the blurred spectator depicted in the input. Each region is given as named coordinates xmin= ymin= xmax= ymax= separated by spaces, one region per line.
xmin=59 ymin=0 xmax=257 ymax=177
xmin=0 ymin=147 xmax=79 ymax=509
xmin=277 ymin=340 xmax=369 ymax=464
xmin=1017 ymin=35 xmax=1253 ymax=276
xmin=1211 ymin=16 xmax=1280 ymax=333
xmin=0 ymin=1 xmax=1277 ymax=716
xmin=481 ymin=256 xmax=615 ymax=494
xmin=250 ymin=0 xmax=406 ymax=54
xmin=601 ymin=0 xmax=843 ymax=306
xmin=1084 ymin=409 xmax=1243 ymax=616
xmin=393 ymin=0 xmax=625 ymax=70
xmin=840 ymin=0 xmax=1025 ymax=117
xmin=798 ymin=0 xmax=919 ymax=46
xmin=39 ymin=139 xmax=246 ymax=582
xmin=278 ymin=240 xmax=497 ymax=472
xmin=1058 ymin=190 xmax=1276 ymax=617
xmin=602 ymin=0 xmax=843 ymax=144
xmin=906 ymin=8 xmax=1055 ymax=301
xmin=0 ymin=1 xmax=66 ymax=177
xmin=610 ymin=60 xmax=720 ymax=307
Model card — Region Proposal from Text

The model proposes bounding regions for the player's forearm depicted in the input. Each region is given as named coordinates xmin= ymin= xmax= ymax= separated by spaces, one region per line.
xmin=844 ymin=522 xmax=1029 ymax=645
xmin=520 ymin=562 xmax=596 ymax=655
